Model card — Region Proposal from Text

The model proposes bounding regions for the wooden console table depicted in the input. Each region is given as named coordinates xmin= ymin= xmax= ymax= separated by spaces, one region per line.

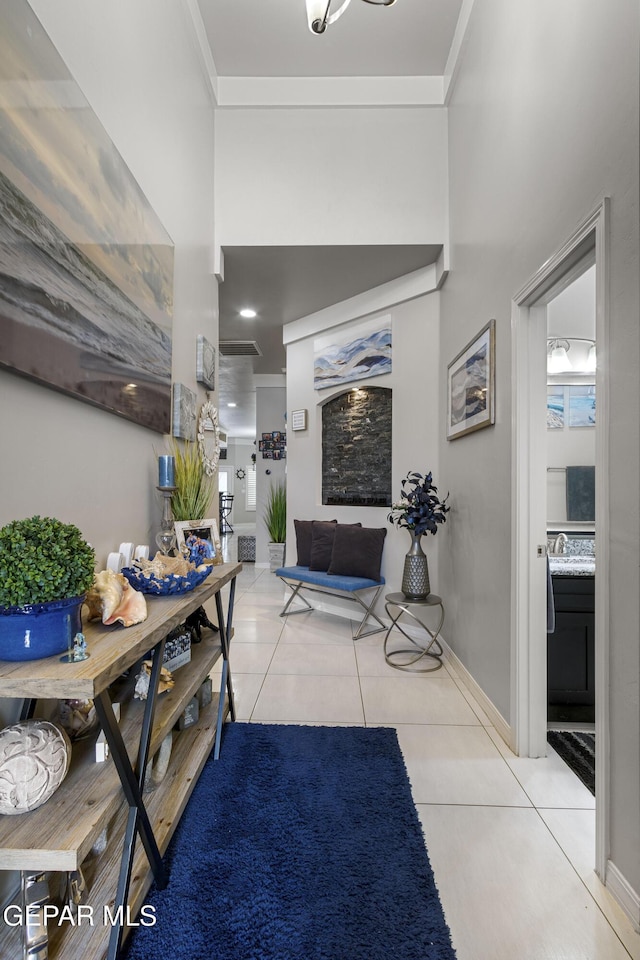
xmin=0 ymin=561 xmax=240 ymax=960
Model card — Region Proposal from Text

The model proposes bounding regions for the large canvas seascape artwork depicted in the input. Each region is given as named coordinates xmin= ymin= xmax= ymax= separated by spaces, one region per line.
xmin=314 ymin=316 xmax=391 ymax=390
xmin=0 ymin=2 xmax=174 ymax=432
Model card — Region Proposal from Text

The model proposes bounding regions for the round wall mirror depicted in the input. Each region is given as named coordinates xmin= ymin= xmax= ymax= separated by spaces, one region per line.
xmin=197 ymin=400 xmax=220 ymax=477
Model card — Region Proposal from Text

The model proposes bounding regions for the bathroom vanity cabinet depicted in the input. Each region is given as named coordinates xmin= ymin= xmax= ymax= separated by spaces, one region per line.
xmin=548 ymin=574 xmax=595 ymax=721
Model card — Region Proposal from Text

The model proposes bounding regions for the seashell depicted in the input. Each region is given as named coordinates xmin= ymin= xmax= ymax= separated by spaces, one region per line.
xmin=134 ymin=661 xmax=174 ymax=700
xmin=85 ymin=569 xmax=147 ymax=627
xmin=0 ymin=720 xmax=71 ymax=815
xmin=103 ymin=581 xmax=147 ymax=626
xmin=133 ymin=554 xmax=194 ymax=579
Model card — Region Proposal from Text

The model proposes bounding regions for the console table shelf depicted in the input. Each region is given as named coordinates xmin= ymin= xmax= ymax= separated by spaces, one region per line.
xmin=0 ymin=561 xmax=240 ymax=960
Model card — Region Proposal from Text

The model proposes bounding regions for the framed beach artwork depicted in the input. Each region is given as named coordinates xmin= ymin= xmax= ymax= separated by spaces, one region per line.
xmin=447 ymin=320 xmax=496 ymax=440
xmin=547 ymin=386 xmax=565 ymax=429
xmin=0 ymin=2 xmax=174 ymax=433
xmin=568 ymin=385 xmax=596 ymax=427
xmin=313 ymin=316 xmax=391 ymax=390
xmin=196 ymin=335 xmax=215 ymax=390
xmin=172 ymin=383 xmax=197 ymax=441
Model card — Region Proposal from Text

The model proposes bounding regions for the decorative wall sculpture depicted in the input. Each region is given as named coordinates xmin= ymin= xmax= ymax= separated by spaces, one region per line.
xmin=0 ymin=1 xmax=174 ymax=432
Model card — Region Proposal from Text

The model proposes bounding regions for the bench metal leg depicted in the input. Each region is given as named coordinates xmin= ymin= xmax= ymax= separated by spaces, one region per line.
xmin=278 ymin=578 xmax=314 ymax=617
xmin=351 ymin=584 xmax=386 ymax=640
xmin=277 ymin=578 xmax=385 ymax=640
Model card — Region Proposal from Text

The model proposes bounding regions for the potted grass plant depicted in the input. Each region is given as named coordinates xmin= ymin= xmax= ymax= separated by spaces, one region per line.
xmin=264 ymin=481 xmax=286 ymax=571
xmin=170 ymin=440 xmax=215 ymax=523
xmin=0 ymin=515 xmax=96 ymax=661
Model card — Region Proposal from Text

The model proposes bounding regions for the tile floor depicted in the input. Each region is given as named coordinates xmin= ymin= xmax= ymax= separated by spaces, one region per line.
xmin=209 ymin=528 xmax=640 ymax=960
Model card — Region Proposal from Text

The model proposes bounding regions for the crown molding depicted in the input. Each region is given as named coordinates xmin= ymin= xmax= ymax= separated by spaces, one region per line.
xmin=443 ymin=0 xmax=476 ymax=104
xmin=215 ymin=75 xmax=444 ymax=108
xmin=182 ymin=0 xmax=219 ymax=105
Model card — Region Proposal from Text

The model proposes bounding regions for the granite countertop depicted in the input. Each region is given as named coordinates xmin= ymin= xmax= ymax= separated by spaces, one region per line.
xmin=549 ymin=556 xmax=595 ymax=577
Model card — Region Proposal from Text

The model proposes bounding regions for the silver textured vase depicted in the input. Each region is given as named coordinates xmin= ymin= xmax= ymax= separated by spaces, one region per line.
xmin=401 ymin=530 xmax=430 ymax=600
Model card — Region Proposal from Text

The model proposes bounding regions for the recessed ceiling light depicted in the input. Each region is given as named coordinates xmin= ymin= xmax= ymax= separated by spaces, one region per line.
xmin=227 ymin=402 xmax=237 ymax=408
xmin=239 ymin=308 xmax=257 ymax=318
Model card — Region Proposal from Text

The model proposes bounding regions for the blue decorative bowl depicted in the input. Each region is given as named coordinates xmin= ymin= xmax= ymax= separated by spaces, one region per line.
xmin=0 ymin=595 xmax=85 ymax=662
xmin=121 ymin=565 xmax=213 ymax=596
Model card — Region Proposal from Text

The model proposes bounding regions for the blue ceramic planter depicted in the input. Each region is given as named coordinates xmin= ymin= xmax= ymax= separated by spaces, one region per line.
xmin=0 ymin=595 xmax=85 ymax=661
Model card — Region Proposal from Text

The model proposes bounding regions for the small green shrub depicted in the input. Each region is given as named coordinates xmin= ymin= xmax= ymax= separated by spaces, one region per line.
xmin=264 ymin=482 xmax=286 ymax=543
xmin=0 ymin=516 xmax=96 ymax=608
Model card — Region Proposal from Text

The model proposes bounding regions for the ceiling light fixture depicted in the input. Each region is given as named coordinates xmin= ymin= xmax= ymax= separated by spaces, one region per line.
xmin=239 ymin=308 xmax=257 ymax=318
xmin=306 ymin=0 xmax=397 ymax=35
xmin=227 ymin=402 xmax=237 ymax=408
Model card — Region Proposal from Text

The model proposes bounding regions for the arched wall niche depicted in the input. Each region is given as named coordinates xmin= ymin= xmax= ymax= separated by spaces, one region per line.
xmin=320 ymin=385 xmax=392 ymax=507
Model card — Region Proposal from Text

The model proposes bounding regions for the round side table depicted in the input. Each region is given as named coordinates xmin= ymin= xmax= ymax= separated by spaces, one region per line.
xmin=384 ymin=592 xmax=445 ymax=671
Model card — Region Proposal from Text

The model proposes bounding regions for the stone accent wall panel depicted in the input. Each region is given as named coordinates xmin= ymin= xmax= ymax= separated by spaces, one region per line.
xmin=322 ymin=386 xmax=392 ymax=507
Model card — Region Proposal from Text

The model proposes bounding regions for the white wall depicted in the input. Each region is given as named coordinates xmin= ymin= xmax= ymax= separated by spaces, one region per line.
xmin=1 ymin=0 xmax=218 ymax=566
xmin=214 ymin=107 xmax=447 ymax=245
xmin=546 ymin=413 xmax=596 ymax=526
xmin=441 ymin=0 xmax=639 ymax=897
xmin=224 ymin=439 xmax=258 ymax=526
xmin=285 ymin=289 xmax=442 ymax=606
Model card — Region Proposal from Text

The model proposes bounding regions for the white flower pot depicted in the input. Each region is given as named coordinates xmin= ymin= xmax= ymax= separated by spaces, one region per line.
xmin=268 ymin=542 xmax=285 ymax=571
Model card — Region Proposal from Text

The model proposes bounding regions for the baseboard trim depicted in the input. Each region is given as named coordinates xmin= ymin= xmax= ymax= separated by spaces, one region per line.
xmin=606 ymin=859 xmax=640 ymax=931
xmin=438 ymin=635 xmax=514 ymax=751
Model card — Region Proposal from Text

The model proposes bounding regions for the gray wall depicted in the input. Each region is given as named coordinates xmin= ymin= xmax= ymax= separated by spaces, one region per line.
xmin=440 ymin=0 xmax=639 ymax=896
xmin=0 ymin=0 xmax=218 ymax=907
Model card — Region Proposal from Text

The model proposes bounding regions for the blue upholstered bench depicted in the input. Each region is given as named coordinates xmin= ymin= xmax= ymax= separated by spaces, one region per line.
xmin=275 ymin=565 xmax=386 ymax=640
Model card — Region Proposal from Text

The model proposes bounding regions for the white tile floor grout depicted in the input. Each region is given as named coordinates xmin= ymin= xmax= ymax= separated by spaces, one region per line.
xmin=208 ymin=527 xmax=640 ymax=960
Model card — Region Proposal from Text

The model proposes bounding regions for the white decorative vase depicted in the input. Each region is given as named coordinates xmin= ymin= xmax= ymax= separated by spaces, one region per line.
xmin=268 ymin=542 xmax=285 ymax=571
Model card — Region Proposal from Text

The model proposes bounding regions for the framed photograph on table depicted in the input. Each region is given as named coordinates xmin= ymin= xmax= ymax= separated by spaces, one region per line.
xmin=174 ymin=518 xmax=223 ymax=565
xmin=447 ymin=319 xmax=496 ymax=440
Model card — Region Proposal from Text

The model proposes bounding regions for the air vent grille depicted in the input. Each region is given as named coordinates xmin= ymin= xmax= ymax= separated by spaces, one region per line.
xmin=219 ymin=340 xmax=263 ymax=357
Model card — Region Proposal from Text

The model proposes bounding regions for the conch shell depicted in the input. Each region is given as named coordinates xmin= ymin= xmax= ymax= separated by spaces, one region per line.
xmin=85 ymin=570 xmax=147 ymax=627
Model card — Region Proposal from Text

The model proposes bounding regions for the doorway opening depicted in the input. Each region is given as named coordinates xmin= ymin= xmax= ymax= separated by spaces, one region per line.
xmin=546 ymin=267 xmax=597 ymax=797
xmin=511 ymin=201 xmax=609 ymax=879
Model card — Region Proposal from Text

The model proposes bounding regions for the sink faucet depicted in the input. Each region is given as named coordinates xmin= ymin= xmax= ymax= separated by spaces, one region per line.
xmin=547 ymin=533 xmax=568 ymax=555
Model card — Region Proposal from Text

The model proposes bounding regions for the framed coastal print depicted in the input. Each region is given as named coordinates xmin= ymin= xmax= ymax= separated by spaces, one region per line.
xmin=196 ymin=335 xmax=215 ymax=390
xmin=547 ymin=386 xmax=565 ymax=429
xmin=447 ymin=320 xmax=496 ymax=440
xmin=568 ymin=385 xmax=596 ymax=427
xmin=172 ymin=382 xmax=196 ymax=440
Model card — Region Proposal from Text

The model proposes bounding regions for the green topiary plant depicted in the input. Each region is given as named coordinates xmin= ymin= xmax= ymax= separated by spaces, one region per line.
xmin=0 ymin=516 xmax=96 ymax=609
xmin=264 ymin=482 xmax=286 ymax=544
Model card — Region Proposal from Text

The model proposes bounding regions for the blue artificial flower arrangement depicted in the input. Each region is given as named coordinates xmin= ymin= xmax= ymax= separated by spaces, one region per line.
xmin=387 ymin=471 xmax=450 ymax=536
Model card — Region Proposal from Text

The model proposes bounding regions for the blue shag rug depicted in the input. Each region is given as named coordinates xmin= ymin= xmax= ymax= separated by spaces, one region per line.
xmin=124 ymin=723 xmax=457 ymax=960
